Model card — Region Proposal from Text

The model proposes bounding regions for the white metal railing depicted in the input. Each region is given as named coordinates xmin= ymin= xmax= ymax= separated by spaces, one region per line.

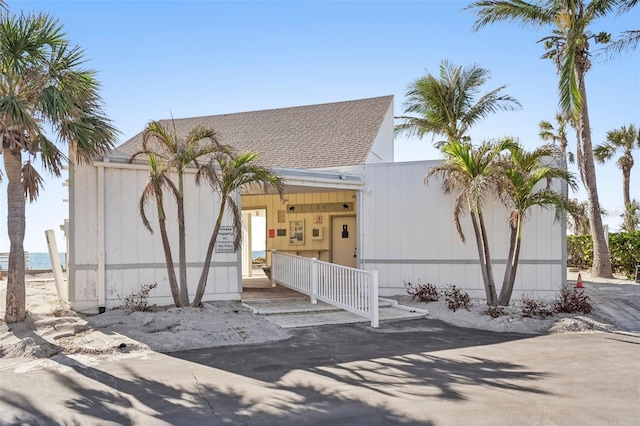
xmin=271 ymin=250 xmax=379 ymax=327
xmin=0 ymin=252 xmax=30 ymax=269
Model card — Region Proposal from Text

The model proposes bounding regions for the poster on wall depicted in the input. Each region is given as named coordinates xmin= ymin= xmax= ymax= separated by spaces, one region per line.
xmin=289 ymin=220 xmax=305 ymax=245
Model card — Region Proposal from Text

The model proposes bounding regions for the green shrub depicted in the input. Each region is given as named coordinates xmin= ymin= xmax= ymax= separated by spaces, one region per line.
xmin=609 ymin=231 xmax=640 ymax=280
xmin=567 ymin=234 xmax=593 ymax=270
xmin=567 ymin=231 xmax=640 ymax=279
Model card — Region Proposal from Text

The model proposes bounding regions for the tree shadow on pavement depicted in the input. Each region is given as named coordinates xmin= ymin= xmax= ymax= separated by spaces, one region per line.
xmin=0 ymin=319 xmax=548 ymax=425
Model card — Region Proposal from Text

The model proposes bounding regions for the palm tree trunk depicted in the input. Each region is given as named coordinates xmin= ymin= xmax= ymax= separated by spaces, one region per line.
xmin=499 ymin=220 xmax=522 ymax=306
xmin=157 ymin=200 xmax=181 ymax=306
xmin=177 ymin=173 xmax=189 ymax=305
xmin=192 ymin=200 xmax=226 ymax=307
xmin=4 ymin=148 xmax=26 ymax=323
xmin=477 ymin=210 xmax=498 ymax=305
xmin=578 ymin=76 xmax=613 ymax=278
xmin=622 ymin=167 xmax=630 ymax=208
xmin=470 ymin=210 xmax=498 ymax=305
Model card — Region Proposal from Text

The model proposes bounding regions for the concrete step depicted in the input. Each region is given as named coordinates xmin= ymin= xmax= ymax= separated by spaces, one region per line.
xmin=242 ymin=298 xmax=394 ymax=316
xmin=263 ymin=305 xmax=427 ymax=328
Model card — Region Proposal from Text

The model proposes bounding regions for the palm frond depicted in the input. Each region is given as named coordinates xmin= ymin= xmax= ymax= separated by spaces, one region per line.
xmin=36 ymin=134 xmax=68 ymax=177
xmin=557 ymin=34 xmax=581 ymax=118
xmin=21 ymin=161 xmax=45 ymax=202
xmin=143 ymin=120 xmax=177 ymax=155
xmin=226 ymin=197 xmax=243 ymax=251
xmin=467 ymin=0 xmax=556 ymax=31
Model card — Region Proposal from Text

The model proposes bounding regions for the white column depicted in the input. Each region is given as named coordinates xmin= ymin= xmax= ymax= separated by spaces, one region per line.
xmin=310 ymin=257 xmax=318 ymax=304
xmin=370 ymin=270 xmax=379 ymax=328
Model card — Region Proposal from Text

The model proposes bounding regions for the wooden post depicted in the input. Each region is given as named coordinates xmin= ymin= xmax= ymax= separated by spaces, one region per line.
xmin=46 ymin=229 xmax=68 ymax=306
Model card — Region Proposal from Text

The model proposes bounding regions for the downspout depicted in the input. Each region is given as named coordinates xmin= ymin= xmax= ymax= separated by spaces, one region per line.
xmin=356 ymin=188 xmax=364 ymax=269
xmin=97 ymin=160 xmax=106 ymax=313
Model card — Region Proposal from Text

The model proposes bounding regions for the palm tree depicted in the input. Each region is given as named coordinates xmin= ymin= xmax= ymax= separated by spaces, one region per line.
xmin=539 ymin=112 xmax=575 ymax=164
xmin=0 ymin=13 xmax=117 ymax=322
xmin=131 ymin=121 xmax=219 ymax=306
xmin=566 ymin=198 xmax=592 ymax=235
xmin=425 ymin=139 xmax=513 ymax=306
xmin=620 ymin=199 xmax=640 ymax=232
xmin=495 ymin=141 xmax=577 ymax=305
xmin=594 ymin=124 xmax=639 ymax=209
xmin=136 ymin=153 xmax=182 ymax=306
xmin=192 ymin=149 xmax=285 ymax=307
xmin=467 ymin=0 xmax=617 ymax=277
xmin=395 ymin=60 xmax=521 ymax=146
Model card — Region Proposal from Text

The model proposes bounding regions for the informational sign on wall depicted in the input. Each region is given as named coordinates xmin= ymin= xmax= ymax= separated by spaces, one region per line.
xmin=287 ymin=202 xmax=353 ymax=213
xmin=215 ymin=226 xmax=236 ymax=253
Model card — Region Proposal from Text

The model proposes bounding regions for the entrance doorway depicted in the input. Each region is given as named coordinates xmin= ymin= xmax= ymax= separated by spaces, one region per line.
xmin=331 ymin=215 xmax=357 ymax=268
xmin=241 ymin=208 xmax=266 ymax=277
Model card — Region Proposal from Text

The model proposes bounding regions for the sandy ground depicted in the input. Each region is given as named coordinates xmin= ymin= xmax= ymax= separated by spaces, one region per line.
xmin=0 ymin=270 xmax=635 ymax=360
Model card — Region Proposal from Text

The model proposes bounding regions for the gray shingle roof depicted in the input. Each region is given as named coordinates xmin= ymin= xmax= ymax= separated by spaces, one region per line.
xmin=116 ymin=95 xmax=393 ymax=169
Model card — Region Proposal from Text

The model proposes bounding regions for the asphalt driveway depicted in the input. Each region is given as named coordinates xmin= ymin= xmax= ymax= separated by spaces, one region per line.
xmin=1 ymin=319 xmax=639 ymax=425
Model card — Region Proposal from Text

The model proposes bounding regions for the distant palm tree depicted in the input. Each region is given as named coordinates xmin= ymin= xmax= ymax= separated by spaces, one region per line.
xmin=137 ymin=153 xmax=181 ymax=306
xmin=620 ymin=199 xmax=640 ymax=232
xmin=539 ymin=112 xmax=575 ymax=165
xmin=395 ymin=60 xmax=521 ymax=147
xmin=467 ymin=0 xmax=618 ymax=277
xmin=425 ymin=140 xmax=515 ymax=305
xmin=131 ymin=121 xmax=219 ymax=306
xmin=0 ymin=13 xmax=117 ymax=322
xmin=594 ymin=124 xmax=640 ymax=209
xmin=192 ymin=150 xmax=286 ymax=307
xmin=566 ymin=198 xmax=592 ymax=235
xmin=495 ymin=141 xmax=576 ymax=305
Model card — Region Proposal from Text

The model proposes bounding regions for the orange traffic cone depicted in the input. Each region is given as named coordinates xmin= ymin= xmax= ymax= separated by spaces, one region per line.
xmin=576 ymin=273 xmax=584 ymax=288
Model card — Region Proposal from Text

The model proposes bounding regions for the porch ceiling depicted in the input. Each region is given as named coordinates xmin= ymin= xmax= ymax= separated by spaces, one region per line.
xmin=241 ymin=167 xmax=364 ymax=195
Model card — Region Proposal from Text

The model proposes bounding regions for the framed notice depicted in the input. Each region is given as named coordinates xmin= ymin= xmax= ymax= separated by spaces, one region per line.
xmin=215 ymin=226 xmax=236 ymax=253
xmin=311 ymin=227 xmax=323 ymax=240
xmin=289 ymin=220 xmax=305 ymax=245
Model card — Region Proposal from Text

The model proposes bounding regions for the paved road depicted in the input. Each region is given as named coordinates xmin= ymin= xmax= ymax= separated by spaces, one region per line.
xmin=1 ymin=319 xmax=639 ymax=425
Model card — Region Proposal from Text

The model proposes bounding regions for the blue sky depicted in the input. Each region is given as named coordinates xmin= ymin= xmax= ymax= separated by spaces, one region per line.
xmin=1 ymin=0 xmax=638 ymax=251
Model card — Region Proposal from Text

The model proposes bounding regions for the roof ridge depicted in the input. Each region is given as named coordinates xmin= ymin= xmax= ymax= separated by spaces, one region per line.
xmin=155 ymin=95 xmax=394 ymax=123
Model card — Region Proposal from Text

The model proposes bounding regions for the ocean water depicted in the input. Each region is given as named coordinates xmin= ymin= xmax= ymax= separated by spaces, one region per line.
xmin=0 ymin=252 xmax=66 ymax=270
xmin=2 ymin=251 xmax=263 ymax=270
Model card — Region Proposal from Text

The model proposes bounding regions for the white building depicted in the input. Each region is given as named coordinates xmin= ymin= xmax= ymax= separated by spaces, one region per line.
xmin=69 ymin=96 xmax=566 ymax=313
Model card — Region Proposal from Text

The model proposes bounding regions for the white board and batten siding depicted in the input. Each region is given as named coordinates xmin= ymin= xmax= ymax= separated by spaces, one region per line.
xmin=361 ymin=161 xmax=566 ymax=299
xmin=70 ymin=161 xmax=241 ymax=313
